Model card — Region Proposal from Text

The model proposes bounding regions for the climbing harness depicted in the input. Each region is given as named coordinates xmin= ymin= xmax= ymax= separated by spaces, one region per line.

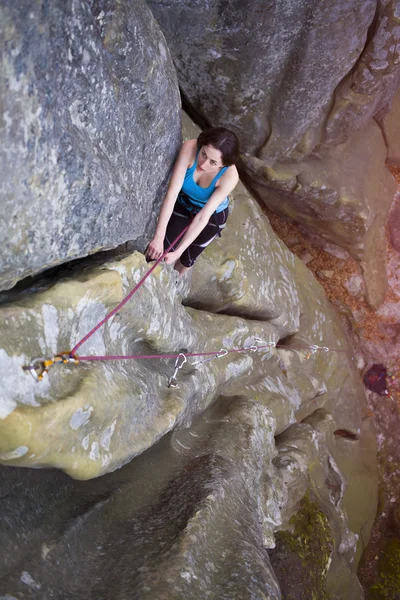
xmin=22 ymin=225 xmax=350 ymax=388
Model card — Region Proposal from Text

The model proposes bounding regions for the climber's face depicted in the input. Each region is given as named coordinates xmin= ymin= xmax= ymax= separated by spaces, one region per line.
xmin=196 ymin=145 xmax=224 ymax=174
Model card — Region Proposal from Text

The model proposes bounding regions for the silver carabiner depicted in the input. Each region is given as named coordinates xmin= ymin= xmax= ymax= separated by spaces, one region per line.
xmin=167 ymin=353 xmax=187 ymax=388
xmin=309 ymin=344 xmax=330 ymax=354
xmin=22 ymin=357 xmax=48 ymax=381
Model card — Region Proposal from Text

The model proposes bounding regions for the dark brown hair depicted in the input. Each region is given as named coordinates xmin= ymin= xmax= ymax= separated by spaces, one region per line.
xmin=197 ymin=127 xmax=240 ymax=166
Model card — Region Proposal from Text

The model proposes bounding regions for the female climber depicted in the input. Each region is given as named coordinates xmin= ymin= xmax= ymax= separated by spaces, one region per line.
xmin=145 ymin=127 xmax=240 ymax=276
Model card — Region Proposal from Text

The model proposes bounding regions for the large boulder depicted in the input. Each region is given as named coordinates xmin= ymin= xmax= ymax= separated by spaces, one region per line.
xmin=149 ymin=0 xmax=379 ymax=159
xmin=147 ymin=0 xmax=400 ymax=306
xmin=0 ymin=405 xmax=370 ymax=600
xmin=0 ymin=114 xmax=368 ymax=480
xmin=0 ymin=0 xmax=181 ymax=291
xmin=0 ymin=114 xmax=377 ymax=598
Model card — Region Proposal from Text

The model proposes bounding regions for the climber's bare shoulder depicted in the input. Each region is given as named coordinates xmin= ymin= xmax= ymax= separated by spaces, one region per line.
xmin=217 ymin=164 xmax=239 ymax=191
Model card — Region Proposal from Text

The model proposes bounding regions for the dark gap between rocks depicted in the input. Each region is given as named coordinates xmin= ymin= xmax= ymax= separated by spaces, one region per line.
xmin=334 ymin=429 xmax=359 ymax=441
xmin=0 ymin=239 xmax=146 ymax=306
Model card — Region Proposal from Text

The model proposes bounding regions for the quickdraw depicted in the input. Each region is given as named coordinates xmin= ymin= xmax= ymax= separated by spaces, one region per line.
xmin=167 ymin=353 xmax=187 ymax=388
xmin=190 ymin=348 xmax=228 ymax=367
xmin=305 ymin=344 xmax=330 ymax=360
xmin=23 ymin=353 xmax=79 ymax=381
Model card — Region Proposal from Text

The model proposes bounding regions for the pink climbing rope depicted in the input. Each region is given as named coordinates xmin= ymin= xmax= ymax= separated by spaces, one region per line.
xmin=23 ymin=221 xmax=351 ymax=383
xmin=69 ymin=226 xmax=189 ymax=357
xmin=75 ymin=346 xmax=268 ymax=363
xmin=75 ymin=343 xmax=349 ymax=364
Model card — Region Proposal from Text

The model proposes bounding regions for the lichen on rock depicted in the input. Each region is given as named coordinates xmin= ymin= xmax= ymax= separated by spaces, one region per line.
xmin=270 ymin=492 xmax=334 ymax=600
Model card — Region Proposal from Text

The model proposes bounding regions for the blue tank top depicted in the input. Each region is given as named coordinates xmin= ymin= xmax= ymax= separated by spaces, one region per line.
xmin=179 ymin=150 xmax=229 ymax=213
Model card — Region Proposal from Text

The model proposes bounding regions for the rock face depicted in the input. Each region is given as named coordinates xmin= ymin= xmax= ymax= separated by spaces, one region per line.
xmin=148 ymin=0 xmax=400 ymax=306
xmin=0 ymin=114 xmax=377 ymax=598
xmin=149 ymin=0 xmax=379 ymax=159
xmin=0 ymin=408 xmax=373 ymax=600
xmin=381 ymin=88 xmax=400 ymax=167
xmin=0 ymin=0 xmax=181 ymax=291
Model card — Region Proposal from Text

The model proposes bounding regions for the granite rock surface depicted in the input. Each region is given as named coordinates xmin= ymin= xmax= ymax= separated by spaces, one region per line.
xmin=0 ymin=0 xmax=181 ymax=291
xmin=148 ymin=0 xmax=400 ymax=306
xmin=0 ymin=114 xmax=378 ymax=598
xmin=0 ymin=406 xmax=371 ymax=600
